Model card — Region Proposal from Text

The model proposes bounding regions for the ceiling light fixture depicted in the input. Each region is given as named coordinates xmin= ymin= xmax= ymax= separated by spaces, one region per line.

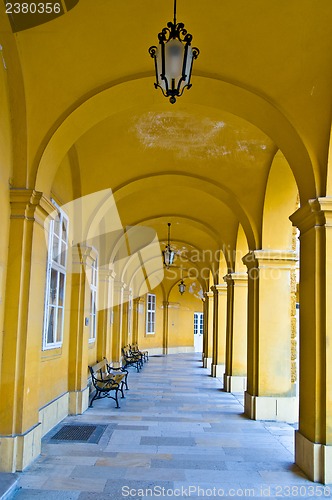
xmin=178 ymin=278 xmax=186 ymax=295
xmin=163 ymin=222 xmax=175 ymax=268
xmin=148 ymin=0 xmax=200 ymax=104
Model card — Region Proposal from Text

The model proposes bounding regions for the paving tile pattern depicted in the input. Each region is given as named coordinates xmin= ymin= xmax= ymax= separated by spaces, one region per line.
xmin=11 ymin=354 xmax=332 ymax=498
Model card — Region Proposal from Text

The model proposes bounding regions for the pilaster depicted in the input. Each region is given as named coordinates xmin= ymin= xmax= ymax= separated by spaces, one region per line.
xmin=243 ymin=249 xmax=298 ymax=423
xmin=163 ymin=300 xmax=169 ymax=354
xmin=68 ymin=245 xmax=96 ymax=416
xmin=203 ymin=291 xmax=214 ymax=370
xmin=133 ymin=297 xmax=144 ymax=345
xmin=111 ymin=280 xmax=126 ymax=365
xmin=289 ymin=198 xmax=332 ymax=483
xmin=210 ymin=284 xmax=227 ymax=378
xmin=223 ymin=273 xmax=248 ymax=392
xmin=0 ymin=190 xmax=53 ymax=471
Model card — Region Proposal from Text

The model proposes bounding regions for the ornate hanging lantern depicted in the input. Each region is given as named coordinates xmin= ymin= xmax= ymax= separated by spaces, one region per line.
xmin=148 ymin=0 xmax=200 ymax=104
xmin=163 ymin=222 xmax=175 ymax=268
xmin=178 ymin=279 xmax=186 ymax=295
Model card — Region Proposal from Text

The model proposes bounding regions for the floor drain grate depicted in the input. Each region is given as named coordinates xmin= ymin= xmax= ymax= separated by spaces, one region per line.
xmin=50 ymin=424 xmax=106 ymax=443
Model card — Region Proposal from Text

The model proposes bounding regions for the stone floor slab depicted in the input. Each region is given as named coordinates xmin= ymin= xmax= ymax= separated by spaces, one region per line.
xmin=9 ymin=353 xmax=324 ymax=500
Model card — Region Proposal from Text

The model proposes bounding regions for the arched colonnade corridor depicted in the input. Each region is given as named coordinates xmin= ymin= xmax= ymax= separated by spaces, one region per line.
xmin=0 ymin=0 xmax=332 ymax=492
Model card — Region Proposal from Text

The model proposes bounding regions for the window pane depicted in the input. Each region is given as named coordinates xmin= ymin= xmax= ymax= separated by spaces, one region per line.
xmin=54 ymin=214 xmax=61 ymax=237
xmin=56 ymin=308 xmax=63 ymax=343
xmin=58 ymin=272 xmax=65 ymax=307
xmin=62 ymin=217 xmax=68 ymax=242
xmin=52 ymin=235 xmax=60 ymax=263
xmin=47 ymin=307 xmax=55 ymax=343
xmin=50 ymin=269 xmax=58 ymax=305
xmin=60 ymin=241 xmax=67 ymax=267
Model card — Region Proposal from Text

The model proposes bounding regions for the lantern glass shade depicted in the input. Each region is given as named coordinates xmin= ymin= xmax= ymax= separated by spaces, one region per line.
xmin=178 ymin=279 xmax=186 ymax=295
xmin=163 ymin=246 xmax=175 ymax=268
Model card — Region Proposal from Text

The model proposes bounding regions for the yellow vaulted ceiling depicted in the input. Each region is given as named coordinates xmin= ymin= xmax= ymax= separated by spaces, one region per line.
xmin=1 ymin=0 xmax=332 ymax=279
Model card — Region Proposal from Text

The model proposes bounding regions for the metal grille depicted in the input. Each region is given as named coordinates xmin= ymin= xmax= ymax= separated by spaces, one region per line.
xmin=50 ymin=424 xmax=106 ymax=443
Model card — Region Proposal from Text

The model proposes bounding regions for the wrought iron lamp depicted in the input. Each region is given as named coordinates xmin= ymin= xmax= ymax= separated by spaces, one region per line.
xmin=163 ymin=222 xmax=175 ymax=268
xmin=148 ymin=0 xmax=200 ymax=104
xmin=178 ymin=268 xmax=186 ymax=295
xmin=178 ymin=278 xmax=186 ymax=295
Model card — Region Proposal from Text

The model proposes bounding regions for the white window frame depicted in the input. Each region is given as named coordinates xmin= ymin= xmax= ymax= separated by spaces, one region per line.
xmin=88 ymin=256 xmax=98 ymax=343
xmin=42 ymin=202 xmax=68 ymax=350
xmin=194 ymin=312 xmax=204 ymax=335
xmin=146 ymin=293 xmax=156 ymax=334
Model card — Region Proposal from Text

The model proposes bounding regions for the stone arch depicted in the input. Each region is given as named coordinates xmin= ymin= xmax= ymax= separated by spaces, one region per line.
xmin=33 ymin=75 xmax=317 ymax=204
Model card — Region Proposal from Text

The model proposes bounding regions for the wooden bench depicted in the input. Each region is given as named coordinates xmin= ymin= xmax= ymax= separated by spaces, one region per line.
xmin=88 ymin=359 xmax=125 ymax=408
xmin=122 ymin=346 xmax=142 ymax=372
xmin=130 ymin=343 xmax=149 ymax=362
xmin=103 ymin=357 xmax=129 ymax=390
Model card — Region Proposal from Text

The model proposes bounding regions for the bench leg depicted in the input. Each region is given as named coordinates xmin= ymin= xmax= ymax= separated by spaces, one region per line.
xmin=120 ymin=382 xmax=125 ymax=398
xmin=89 ymin=390 xmax=100 ymax=408
xmin=115 ymin=389 xmax=120 ymax=408
xmin=124 ymin=373 xmax=129 ymax=390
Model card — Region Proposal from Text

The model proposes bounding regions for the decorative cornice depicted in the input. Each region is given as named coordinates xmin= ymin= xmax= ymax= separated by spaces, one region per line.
xmin=10 ymin=189 xmax=56 ymax=228
xmin=211 ymin=283 xmax=227 ymax=295
xmin=223 ymin=272 xmax=248 ymax=284
xmin=289 ymin=197 xmax=332 ymax=234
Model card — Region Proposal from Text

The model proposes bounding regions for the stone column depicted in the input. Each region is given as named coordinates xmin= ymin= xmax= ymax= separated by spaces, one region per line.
xmin=121 ymin=288 xmax=130 ymax=347
xmin=289 ymin=198 xmax=332 ymax=484
xmin=163 ymin=300 xmax=169 ymax=354
xmin=68 ymin=245 xmax=97 ymax=416
xmin=111 ymin=280 xmax=125 ymax=366
xmin=132 ymin=297 xmax=144 ymax=345
xmin=96 ymin=269 xmax=115 ymax=362
xmin=243 ymin=250 xmax=298 ymax=423
xmin=211 ymin=284 xmax=227 ymax=377
xmin=223 ymin=273 xmax=248 ymax=392
xmin=203 ymin=291 xmax=214 ymax=370
xmin=0 ymin=190 xmax=52 ymax=472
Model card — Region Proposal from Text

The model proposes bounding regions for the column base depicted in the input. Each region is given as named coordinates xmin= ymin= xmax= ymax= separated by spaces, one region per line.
xmin=244 ymin=392 xmax=298 ymax=423
xmin=203 ymin=357 xmax=212 ymax=370
xmin=224 ymin=375 xmax=247 ymax=392
xmin=211 ymin=364 xmax=225 ymax=378
xmin=0 ymin=423 xmax=42 ymax=472
xmin=295 ymin=431 xmax=332 ymax=484
xmin=69 ymin=387 xmax=89 ymax=415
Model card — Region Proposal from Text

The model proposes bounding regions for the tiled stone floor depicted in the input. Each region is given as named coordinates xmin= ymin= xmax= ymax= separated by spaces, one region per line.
xmin=8 ymin=354 xmax=332 ymax=499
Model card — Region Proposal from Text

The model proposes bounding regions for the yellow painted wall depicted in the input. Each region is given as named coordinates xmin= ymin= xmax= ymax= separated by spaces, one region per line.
xmin=168 ymin=281 xmax=203 ymax=348
xmin=262 ymin=150 xmax=298 ymax=249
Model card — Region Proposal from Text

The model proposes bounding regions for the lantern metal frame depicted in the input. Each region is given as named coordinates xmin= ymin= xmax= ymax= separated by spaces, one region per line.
xmin=148 ymin=0 xmax=200 ymax=104
xmin=178 ymin=278 xmax=186 ymax=295
xmin=163 ymin=222 xmax=175 ymax=268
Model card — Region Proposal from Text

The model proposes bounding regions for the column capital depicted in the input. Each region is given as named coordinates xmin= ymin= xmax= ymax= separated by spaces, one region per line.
xmin=223 ymin=272 xmax=248 ymax=284
xmin=10 ymin=189 xmax=55 ymax=226
xmin=290 ymin=197 xmax=332 ymax=234
xmin=98 ymin=268 xmax=116 ymax=281
xmin=211 ymin=283 xmax=227 ymax=295
xmin=114 ymin=280 xmax=126 ymax=292
xmin=205 ymin=291 xmax=214 ymax=299
xmin=243 ymin=250 xmax=298 ymax=270
xmin=72 ymin=245 xmax=97 ymax=265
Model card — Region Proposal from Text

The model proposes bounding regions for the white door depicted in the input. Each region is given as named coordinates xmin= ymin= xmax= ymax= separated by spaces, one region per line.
xmin=194 ymin=312 xmax=204 ymax=352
